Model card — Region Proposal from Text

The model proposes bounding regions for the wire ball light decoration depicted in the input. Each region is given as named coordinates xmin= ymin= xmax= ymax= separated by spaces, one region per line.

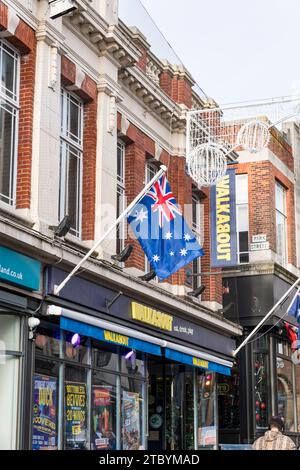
xmin=186 ymin=95 xmax=300 ymax=187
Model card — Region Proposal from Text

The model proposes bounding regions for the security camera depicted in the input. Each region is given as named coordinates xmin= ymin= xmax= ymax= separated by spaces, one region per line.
xmin=28 ymin=317 xmax=41 ymax=329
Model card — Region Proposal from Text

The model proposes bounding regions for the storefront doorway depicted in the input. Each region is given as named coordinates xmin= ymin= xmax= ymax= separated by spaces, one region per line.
xmin=148 ymin=358 xmax=195 ymax=450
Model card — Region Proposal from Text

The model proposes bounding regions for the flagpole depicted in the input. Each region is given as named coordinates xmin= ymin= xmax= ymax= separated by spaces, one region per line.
xmin=233 ymin=276 xmax=300 ymax=357
xmin=53 ymin=165 xmax=167 ymax=296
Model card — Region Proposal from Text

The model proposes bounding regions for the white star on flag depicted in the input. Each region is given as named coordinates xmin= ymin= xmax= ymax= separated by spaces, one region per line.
xmin=165 ymin=232 xmax=173 ymax=240
xmin=184 ymin=233 xmax=192 ymax=241
xmin=169 ymin=251 xmax=175 ymax=257
xmin=180 ymin=248 xmax=188 ymax=257
xmin=153 ymin=254 xmax=160 ymax=262
xmin=135 ymin=208 xmax=148 ymax=224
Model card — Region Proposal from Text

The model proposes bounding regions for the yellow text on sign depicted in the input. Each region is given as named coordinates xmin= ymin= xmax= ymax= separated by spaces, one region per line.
xmin=193 ymin=357 xmax=209 ymax=369
xmin=103 ymin=330 xmax=129 ymax=346
xmin=131 ymin=302 xmax=173 ymax=332
xmin=215 ymin=174 xmax=232 ymax=262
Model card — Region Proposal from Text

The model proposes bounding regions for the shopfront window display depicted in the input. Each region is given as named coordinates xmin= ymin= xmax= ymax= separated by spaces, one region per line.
xmin=276 ymin=339 xmax=296 ymax=432
xmin=197 ymin=371 xmax=217 ymax=448
xmin=32 ymin=321 xmax=147 ymax=450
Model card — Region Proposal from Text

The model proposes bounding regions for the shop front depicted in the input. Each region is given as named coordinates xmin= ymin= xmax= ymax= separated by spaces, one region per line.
xmin=27 ymin=266 xmax=238 ymax=451
xmin=0 ymin=244 xmax=42 ymax=450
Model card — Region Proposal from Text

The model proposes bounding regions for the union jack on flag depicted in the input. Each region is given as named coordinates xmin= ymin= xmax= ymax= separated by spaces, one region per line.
xmin=128 ymin=174 xmax=204 ymax=281
xmin=147 ymin=174 xmax=182 ymax=227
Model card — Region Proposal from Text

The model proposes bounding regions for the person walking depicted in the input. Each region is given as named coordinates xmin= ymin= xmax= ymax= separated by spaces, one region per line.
xmin=252 ymin=416 xmax=296 ymax=450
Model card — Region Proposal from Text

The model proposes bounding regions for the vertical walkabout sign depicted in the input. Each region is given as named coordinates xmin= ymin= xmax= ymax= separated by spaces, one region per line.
xmin=210 ymin=168 xmax=237 ymax=268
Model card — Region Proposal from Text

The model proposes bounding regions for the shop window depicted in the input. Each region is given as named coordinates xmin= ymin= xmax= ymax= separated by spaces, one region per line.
xmin=91 ymin=370 xmax=117 ymax=450
xmin=218 ymin=365 xmax=240 ymax=429
xmin=275 ymin=181 xmax=287 ymax=266
xmin=276 ymin=356 xmax=295 ymax=432
xmin=64 ymin=366 xmax=88 ymax=450
xmin=64 ymin=332 xmax=90 ymax=365
xmin=197 ymin=371 xmax=217 ymax=448
xmin=0 ymin=41 xmax=19 ymax=206
xmin=59 ymin=89 xmax=83 ymax=238
xmin=121 ymin=376 xmax=145 ymax=450
xmin=35 ymin=323 xmax=61 ymax=358
xmin=120 ymin=349 xmax=145 ymax=378
xmin=184 ymin=369 xmax=195 ymax=450
xmin=92 ymin=342 xmax=119 ymax=371
xmin=32 ymin=358 xmax=59 ymax=450
xmin=117 ymin=140 xmax=126 ymax=253
xmin=236 ymin=174 xmax=249 ymax=263
xmin=254 ymin=353 xmax=268 ymax=429
xmin=0 ymin=314 xmax=21 ymax=450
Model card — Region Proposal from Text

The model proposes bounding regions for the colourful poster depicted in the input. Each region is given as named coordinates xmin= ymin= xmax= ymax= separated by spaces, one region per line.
xmin=65 ymin=381 xmax=87 ymax=449
xmin=198 ymin=426 xmax=217 ymax=447
xmin=92 ymin=386 xmax=116 ymax=450
xmin=122 ymin=391 xmax=141 ymax=450
xmin=32 ymin=374 xmax=58 ymax=450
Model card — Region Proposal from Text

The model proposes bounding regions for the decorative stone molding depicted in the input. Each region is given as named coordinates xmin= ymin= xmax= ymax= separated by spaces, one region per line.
xmin=146 ymin=55 xmax=161 ymax=86
xmin=118 ymin=66 xmax=186 ymax=131
xmin=64 ymin=1 xmax=140 ymax=67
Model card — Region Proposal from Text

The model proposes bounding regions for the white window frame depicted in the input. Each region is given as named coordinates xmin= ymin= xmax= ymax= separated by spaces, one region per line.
xmin=236 ymin=174 xmax=249 ymax=264
xmin=275 ymin=180 xmax=287 ymax=267
xmin=59 ymin=88 xmax=83 ymax=238
xmin=192 ymin=192 xmax=202 ymax=290
xmin=0 ymin=40 xmax=20 ymax=206
xmin=117 ymin=140 xmax=126 ymax=252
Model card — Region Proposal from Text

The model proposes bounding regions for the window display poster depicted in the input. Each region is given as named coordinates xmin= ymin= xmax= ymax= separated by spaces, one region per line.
xmin=92 ymin=386 xmax=116 ymax=450
xmin=122 ymin=391 xmax=141 ymax=450
xmin=32 ymin=374 xmax=58 ymax=450
xmin=198 ymin=426 xmax=217 ymax=447
xmin=65 ymin=381 xmax=87 ymax=449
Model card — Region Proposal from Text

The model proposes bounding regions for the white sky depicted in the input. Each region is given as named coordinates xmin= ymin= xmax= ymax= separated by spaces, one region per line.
xmin=120 ymin=0 xmax=300 ymax=104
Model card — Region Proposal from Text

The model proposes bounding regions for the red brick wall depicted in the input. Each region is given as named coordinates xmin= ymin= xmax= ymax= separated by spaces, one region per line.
xmin=269 ymin=127 xmax=294 ymax=172
xmin=160 ymin=71 xmax=172 ymax=99
xmin=82 ymin=97 xmax=97 ymax=240
xmin=170 ymin=75 xmax=192 ymax=109
xmin=232 ymin=160 xmax=296 ymax=267
xmin=16 ymin=41 xmax=36 ymax=209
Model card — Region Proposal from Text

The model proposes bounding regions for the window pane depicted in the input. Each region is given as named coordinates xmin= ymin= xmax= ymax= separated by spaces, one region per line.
xmin=121 ymin=377 xmax=144 ymax=450
xmin=35 ymin=323 xmax=61 ymax=358
xmin=237 ymin=204 xmax=249 ymax=232
xmin=218 ymin=367 xmax=240 ymax=430
xmin=69 ymin=98 xmax=80 ymax=143
xmin=0 ymin=314 xmax=20 ymax=351
xmin=0 ymin=104 xmax=15 ymax=203
xmin=277 ymin=357 xmax=295 ymax=432
xmin=92 ymin=344 xmax=119 ymax=371
xmin=276 ymin=182 xmax=286 ymax=215
xmin=165 ymin=363 xmax=185 ymax=450
xmin=120 ymin=350 xmax=145 ymax=378
xmin=67 ymin=146 xmax=81 ymax=236
xmin=239 ymin=231 xmax=249 ymax=254
xmin=2 ymin=48 xmax=15 ymax=98
xmin=184 ymin=369 xmax=194 ymax=450
xmin=197 ymin=371 xmax=216 ymax=448
xmin=64 ymin=332 xmax=89 ymax=364
xmin=236 ymin=174 xmax=248 ymax=204
xmin=92 ymin=370 xmax=117 ymax=450
xmin=32 ymin=358 xmax=59 ymax=450
xmin=0 ymin=357 xmax=19 ymax=449
xmin=64 ymin=366 xmax=88 ymax=450
xmin=254 ymin=353 xmax=268 ymax=429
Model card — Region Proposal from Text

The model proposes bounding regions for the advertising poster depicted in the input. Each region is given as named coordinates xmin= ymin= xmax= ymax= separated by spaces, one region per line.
xmin=198 ymin=426 xmax=217 ymax=447
xmin=92 ymin=386 xmax=116 ymax=450
xmin=122 ymin=391 xmax=141 ymax=450
xmin=65 ymin=381 xmax=87 ymax=449
xmin=32 ymin=374 xmax=58 ymax=450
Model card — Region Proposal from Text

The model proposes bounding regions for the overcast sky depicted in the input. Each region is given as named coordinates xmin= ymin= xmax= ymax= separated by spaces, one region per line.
xmin=120 ymin=0 xmax=300 ymax=104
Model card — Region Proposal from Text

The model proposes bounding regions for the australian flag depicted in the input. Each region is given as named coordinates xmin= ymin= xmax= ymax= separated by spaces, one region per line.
xmin=287 ymin=288 xmax=300 ymax=339
xmin=127 ymin=174 xmax=204 ymax=280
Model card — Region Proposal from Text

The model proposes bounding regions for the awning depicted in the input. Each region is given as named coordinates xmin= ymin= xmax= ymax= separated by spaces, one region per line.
xmin=48 ymin=306 xmax=233 ymax=373
xmin=165 ymin=348 xmax=232 ymax=376
xmin=60 ymin=316 xmax=162 ymax=357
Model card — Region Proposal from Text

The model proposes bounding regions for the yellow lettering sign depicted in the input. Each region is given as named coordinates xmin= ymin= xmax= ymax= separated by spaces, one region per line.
xmin=193 ymin=357 xmax=209 ymax=369
xmin=131 ymin=303 xmax=173 ymax=332
xmin=103 ymin=330 xmax=129 ymax=346
xmin=215 ymin=174 xmax=232 ymax=262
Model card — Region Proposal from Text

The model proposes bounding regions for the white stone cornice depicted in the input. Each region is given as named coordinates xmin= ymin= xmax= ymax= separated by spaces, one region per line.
xmin=35 ymin=20 xmax=66 ymax=48
xmin=63 ymin=6 xmax=140 ymax=67
xmin=97 ymin=73 xmax=123 ymax=102
xmin=119 ymin=66 xmax=186 ymax=131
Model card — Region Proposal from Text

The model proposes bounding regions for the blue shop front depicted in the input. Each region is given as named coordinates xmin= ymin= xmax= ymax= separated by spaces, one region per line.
xmin=28 ymin=266 xmax=237 ymax=451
